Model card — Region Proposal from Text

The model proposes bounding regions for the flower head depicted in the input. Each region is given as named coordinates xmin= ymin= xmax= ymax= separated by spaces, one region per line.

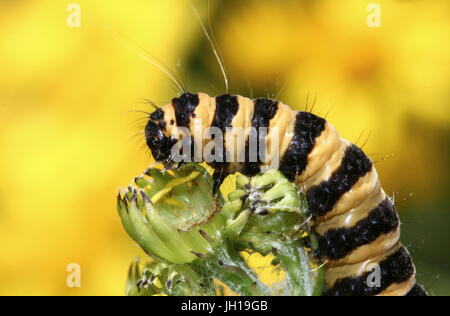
xmin=117 ymin=163 xmax=226 ymax=264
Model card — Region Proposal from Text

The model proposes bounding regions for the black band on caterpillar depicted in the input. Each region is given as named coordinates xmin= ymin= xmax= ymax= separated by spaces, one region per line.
xmin=279 ymin=111 xmax=326 ymax=181
xmin=209 ymin=94 xmax=240 ymax=171
xmin=172 ymin=93 xmax=200 ymax=127
xmin=318 ymin=198 xmax=399 ymax=260
xmin=307 ymin=144 xmax=373 ymax=217
xmin=212 ymin=94 xmax=240 ymax=131
xmin=251 ymin=98 xmax=279 ymax=127
xmin=242 ymin=98 xmax=279 ymax=176
xmin=324 ymin=246 xmax=415 ymax=296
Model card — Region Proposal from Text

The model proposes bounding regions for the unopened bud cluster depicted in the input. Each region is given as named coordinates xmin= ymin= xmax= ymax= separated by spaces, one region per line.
xmin=117 ymin=164 xmax=321 ymax=296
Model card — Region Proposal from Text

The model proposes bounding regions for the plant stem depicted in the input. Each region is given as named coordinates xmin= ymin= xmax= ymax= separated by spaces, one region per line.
xmin=191 ymin=238 xmax=271 ymax=296
xmin=276 ymin=239 xmax=316 ymax=296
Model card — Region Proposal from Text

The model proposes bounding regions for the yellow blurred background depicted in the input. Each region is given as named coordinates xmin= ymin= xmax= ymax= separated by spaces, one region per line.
xmin=0 ymin=0 xmax=448 ymax=295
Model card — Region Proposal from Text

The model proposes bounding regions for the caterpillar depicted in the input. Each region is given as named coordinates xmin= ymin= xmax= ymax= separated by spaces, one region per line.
xmin=116 ymin=1 xmax=427 ymax=296
xmin=143 ymin=92 xmax=427 ymax=296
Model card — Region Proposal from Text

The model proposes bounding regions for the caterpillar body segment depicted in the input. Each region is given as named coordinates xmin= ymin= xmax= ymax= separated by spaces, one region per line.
xmin=144 ymin=92 xmax=426 ymax=296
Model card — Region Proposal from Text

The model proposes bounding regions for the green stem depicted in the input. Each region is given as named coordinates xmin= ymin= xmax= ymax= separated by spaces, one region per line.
xmin=312 ymin=265 xmax=325 ymax=297
xmin=310 ymin=233 xmax=325 ymax=296
xmin=191 ymin=238 xmax=271 ymax=296
xmin=276 ymin=239 xmax=315 ymax=296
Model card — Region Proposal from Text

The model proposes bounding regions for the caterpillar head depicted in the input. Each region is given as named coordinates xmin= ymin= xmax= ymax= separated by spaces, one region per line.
xmin=145 ymin=93 xmax=207 ymax=167
xmin=145 ymin=107 xmax=177 ymax=165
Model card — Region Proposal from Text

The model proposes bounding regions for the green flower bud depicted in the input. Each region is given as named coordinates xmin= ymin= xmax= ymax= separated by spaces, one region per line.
xmin=223 ymin=170 xmax=323 ymax=296
xmin=118 ymin=166 xmax=322 ymax=296
xmin=117 ymin=163 xmax=226 ymax=264
xmin=126 ymin=258 xmax=214 ymax=296
xmin=224 ymin=170 xmax=309 ymax=254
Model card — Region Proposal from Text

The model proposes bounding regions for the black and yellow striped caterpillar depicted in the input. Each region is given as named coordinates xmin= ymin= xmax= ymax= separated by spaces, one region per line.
xmin=144 ymin=92 xmax=427 ymax=296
